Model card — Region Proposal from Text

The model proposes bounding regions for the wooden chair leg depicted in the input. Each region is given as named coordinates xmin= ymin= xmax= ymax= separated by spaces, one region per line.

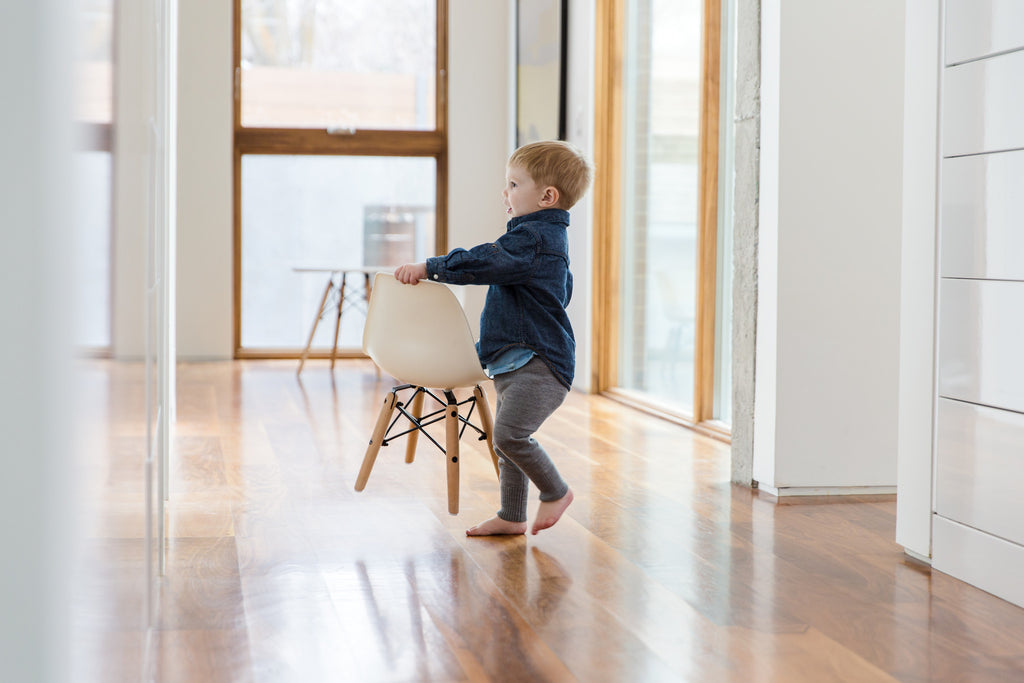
xmin=473 ymin=385 xmax=500 ymax=478
xmin=404 ymin=388 xmax=425 ymax=464
xmin=355 ymin=391 xmax=398 ymax=492
xmin=444 ymin=396 xmax=460 ymax=515
xmin=297 ymin=277 xmax=334 ymax=375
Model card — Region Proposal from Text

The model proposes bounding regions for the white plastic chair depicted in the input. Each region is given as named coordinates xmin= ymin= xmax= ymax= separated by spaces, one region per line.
xmin=354 ymin=272 xmax=500 ymax=514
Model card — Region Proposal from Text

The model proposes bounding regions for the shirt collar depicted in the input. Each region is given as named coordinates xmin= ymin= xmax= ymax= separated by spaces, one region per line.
xmin=506 ymin=208 xmax=570 ymax=231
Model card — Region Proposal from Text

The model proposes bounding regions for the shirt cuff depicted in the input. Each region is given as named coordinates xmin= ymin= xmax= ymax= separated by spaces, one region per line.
xmin=426 ymin=255 xmax=475 ymax=284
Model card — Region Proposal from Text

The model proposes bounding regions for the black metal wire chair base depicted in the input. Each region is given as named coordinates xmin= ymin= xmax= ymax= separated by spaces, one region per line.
xmin=379 ymin=384 xmax=488 ymax=455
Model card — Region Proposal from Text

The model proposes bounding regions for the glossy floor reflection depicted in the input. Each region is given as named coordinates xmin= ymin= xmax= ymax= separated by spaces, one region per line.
xmin=71 ymin=360 xmax=1024 ymax=681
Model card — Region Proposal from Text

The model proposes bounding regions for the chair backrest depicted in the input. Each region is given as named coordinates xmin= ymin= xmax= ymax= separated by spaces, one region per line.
xmin=362 ymin=272 xmax=491 ymax=390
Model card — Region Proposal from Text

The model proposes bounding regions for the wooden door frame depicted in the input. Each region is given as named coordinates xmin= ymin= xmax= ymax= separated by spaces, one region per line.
xmin=591 ymin=0 xmax=624 ymax=394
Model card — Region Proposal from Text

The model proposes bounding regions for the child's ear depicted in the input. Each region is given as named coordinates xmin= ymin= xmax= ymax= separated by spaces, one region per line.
xmin=540 ymin=186 xmax=560 ymax=208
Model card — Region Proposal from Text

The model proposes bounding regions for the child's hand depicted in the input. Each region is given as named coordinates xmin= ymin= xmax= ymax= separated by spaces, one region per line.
xmin=394 ymin=262 xmax=427 ymax=284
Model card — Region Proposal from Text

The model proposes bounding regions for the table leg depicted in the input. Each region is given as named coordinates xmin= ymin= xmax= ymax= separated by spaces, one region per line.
xmin=330 ymin=272 xmax=347 ymax=370
xmin=297 ymin=276 xmax=335 ymax=375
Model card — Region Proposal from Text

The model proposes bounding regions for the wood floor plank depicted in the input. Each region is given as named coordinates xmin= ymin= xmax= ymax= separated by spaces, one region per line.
xmin=151 ymin=629 xmax=253 ymax=683
xmin=68 ymin=359 xmax=1024 ymax=682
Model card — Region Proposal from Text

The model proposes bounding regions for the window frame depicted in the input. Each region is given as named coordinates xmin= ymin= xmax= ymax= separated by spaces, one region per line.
xmin=231 ymin=0 xmax=449 ymax=359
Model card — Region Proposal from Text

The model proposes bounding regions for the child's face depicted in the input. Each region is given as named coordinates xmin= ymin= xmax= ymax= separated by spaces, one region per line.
xmin=503 ymin=164 xmax=552 ymax=218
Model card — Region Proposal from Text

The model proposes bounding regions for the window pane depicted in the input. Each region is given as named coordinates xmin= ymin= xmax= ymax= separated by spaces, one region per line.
xmin=72 ymin=151 xmax=112 ymax=349
xmin=241 ymin=155 xmax=436 ymax=349
xmin=241 ymin=0 xmax=436 ymax=130
xmin=618 ymin=0 xmax=702 ymax=413
xmin=73 ymin=0 xmax=114 ymax=124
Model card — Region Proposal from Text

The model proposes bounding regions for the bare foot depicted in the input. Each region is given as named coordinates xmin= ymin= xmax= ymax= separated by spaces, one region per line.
xmin=531 ymin=489 xmax=574 ymax=535
xmin=466 ymin=516 xmax=527 ymax=537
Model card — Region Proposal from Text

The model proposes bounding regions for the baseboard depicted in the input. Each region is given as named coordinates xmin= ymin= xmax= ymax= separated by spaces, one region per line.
xmin=755 ymin=484 xmax=897 ymax=497
xmin=933 ymin=515 xmax=1024 ymax=609
xmin=903 ymin=548 xmax=931 ymax=565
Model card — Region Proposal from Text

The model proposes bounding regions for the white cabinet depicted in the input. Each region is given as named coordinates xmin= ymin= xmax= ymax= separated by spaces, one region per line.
xmin=928 ymin=0 xmax=1024 ymax=609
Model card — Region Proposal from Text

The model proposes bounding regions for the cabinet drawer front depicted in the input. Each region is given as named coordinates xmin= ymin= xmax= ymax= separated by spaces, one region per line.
xmin=943 ymin=50 xmax=1024 ymax=157
xmin=938 ymin=278 xmax=1024 ymax=412
xmin=945 ymin=0 xmax=1024 ymax=65
xmin=935 ymin=398 xmax=1024 ymax=547
xmin=941 ymin=150 xmax=1024 ymax=281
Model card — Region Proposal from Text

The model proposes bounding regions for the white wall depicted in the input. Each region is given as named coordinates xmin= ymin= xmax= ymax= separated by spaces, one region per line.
xmin=175 ymin=0 xmax=233 ymax=359
xmin=112 ymin=2 xmax=155 ymax=358
xmin=755 ymin=0 xmax=905 ymax=493
xmin=447 ymin=0 xmax=517 ymax=339
xmin=0 ymin=3 xmax=72 ymax=680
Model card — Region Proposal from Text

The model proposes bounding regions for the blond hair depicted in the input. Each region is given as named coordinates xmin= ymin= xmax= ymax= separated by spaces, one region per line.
xmin=508 ymin=140 xmax=594 ymax=209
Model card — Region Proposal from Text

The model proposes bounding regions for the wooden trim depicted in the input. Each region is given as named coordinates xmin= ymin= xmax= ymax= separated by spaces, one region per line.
xmin=591 ymin=0 xmax=624 ymax=394
xmin=694 ymin=0 xmax=722 ymax=422
xmin=238 ymin=129 xmax=446 ymax=156
xmin=436 ymin=0 xmax=448 ymax=141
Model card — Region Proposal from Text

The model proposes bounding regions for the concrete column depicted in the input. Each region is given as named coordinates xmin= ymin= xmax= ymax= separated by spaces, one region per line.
xmin=730 ymin=0 xmax=760 ymax=485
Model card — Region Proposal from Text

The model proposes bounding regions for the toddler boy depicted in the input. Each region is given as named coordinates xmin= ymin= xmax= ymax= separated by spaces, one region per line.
xmin=394 ymin=140 xmax=593 ymax=536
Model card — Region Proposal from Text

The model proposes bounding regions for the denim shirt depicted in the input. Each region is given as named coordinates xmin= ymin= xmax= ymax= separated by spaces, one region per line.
xmin=425 ymin=208 xmax=575 ymax=388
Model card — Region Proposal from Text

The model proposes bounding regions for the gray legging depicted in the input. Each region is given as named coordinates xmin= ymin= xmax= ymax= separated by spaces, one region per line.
xmin=491 ymin=356 xmax=569 ymax=523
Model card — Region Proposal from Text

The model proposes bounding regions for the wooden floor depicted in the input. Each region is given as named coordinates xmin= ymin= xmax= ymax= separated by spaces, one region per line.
xmin=71 ymin=360 xmax=1024 ymax=682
